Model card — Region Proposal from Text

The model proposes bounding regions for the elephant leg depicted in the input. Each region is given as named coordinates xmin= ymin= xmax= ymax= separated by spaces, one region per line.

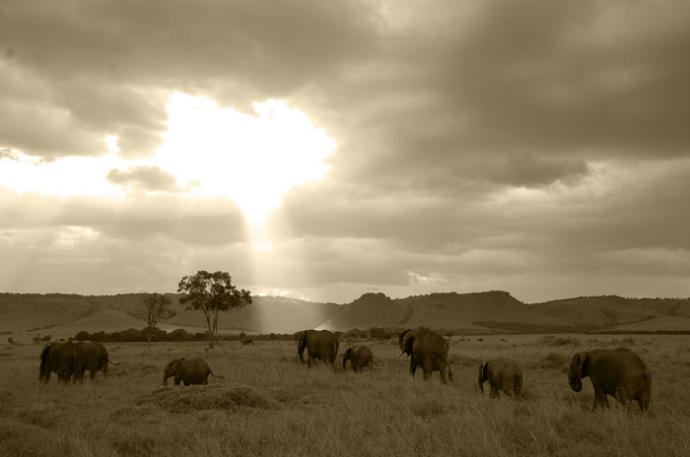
xmin=422 ymin=360 xmax=433 ymax=381
xmin=89 ymin=370 xmax=96 ymax=381
xmin=593 ymin=392 xmax=609 ymax=410
xmin=505 ymin=381 xmax=515 ymax=398
xmin=638 ymin=390 xmax=651 ymax=412
xmin=490 ymin=386 xmax=500 ymax=399
xmin=438 ymin=360 xmax=449 ymax=384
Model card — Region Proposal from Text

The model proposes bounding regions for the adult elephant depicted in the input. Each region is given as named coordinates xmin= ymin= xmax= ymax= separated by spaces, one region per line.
xmin=39 ymin=342 xmax=76 ymax=383
xmin=568 ymin=347 xmax=651 ymax=411
xmin=478 ymin=359 xmax=523 ymax=398
xmin=296 ymin=330 xmax=339 ymax=367
xmin=163 ymin=357 xmax=223 ymax=386
xmin=342 ymin=345 xmax=374 ymax=372
xmin=399 ymin=328 xmax=453 ymax=384
xmin=74 ymin=341 xmax=112 ymax=382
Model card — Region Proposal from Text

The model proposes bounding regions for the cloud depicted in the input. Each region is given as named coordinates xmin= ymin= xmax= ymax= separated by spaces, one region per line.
xmin=107 ymin=166 xmax=179 ymax=192
xmin=0 ymin=0 xmax=380 ymax=158
xmin=0 ymin=0 xmax=688 ymax=302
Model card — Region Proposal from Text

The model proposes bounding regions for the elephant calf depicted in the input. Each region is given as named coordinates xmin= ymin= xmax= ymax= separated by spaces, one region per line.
xmin=568 ymin=347 xmax=651 ymax=411
xmin=342 ymin=345 xmax=374 ymax=372
xmin=163 ymin=357 xmax=223 ymax=386
xmin=478 ymin=359 xmax=523 ymax=398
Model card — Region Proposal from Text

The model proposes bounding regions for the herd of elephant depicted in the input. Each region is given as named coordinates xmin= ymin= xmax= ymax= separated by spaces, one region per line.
xmin=38 ymin=327 xmax=653 ymax=412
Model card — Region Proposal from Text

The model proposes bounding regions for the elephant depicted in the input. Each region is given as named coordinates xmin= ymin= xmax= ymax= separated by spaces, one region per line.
xmin=399 ymin=328 xmax=453 ymax=384
xmin=478 ymin=359 xmax=523 ymax=398
xmin=296 ymin=329 xmax=339 ymax=367
xmin=342 ymin=345 xmax=374 ymax=372
xmin=73 ymin=341 xmax=112 ymax=382
xmin=568 ymin=347 xmax=651 ymax=411
xmin=39 ymin=342 xmax=76 ymax=383
xmin=163 ymin=357 xmax=223 ymax=386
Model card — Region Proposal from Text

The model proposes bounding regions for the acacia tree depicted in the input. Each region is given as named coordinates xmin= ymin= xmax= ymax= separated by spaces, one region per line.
xmin=141 ymin=293 xmax=176 ymax=329
xmin=177 ymin=270 xmax=252 ymax=347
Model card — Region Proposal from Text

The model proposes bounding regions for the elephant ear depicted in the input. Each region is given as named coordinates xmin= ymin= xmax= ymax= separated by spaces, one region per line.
xmin=167 ymin=359 xmax=181 ymax=374
xmin=577 ymin=352 xmax=590 ymax=378
xmin=400 ymin=330 xmax=415 ymax=356
xmin=569 ymin=352 xmax=590 ymax=380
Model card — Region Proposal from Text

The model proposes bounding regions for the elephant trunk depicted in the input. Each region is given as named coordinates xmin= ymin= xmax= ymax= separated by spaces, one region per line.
xmin=478 ymin=363 xmax=487 ymax=393
xmin=569 ymin=377 xmax=582 ymax=392
xmin=297 ymin=333 xmax=307 ymax=363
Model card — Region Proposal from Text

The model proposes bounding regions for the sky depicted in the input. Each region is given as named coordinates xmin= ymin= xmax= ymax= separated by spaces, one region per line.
xmin=0 ymin=0 xmax=689 ymax=304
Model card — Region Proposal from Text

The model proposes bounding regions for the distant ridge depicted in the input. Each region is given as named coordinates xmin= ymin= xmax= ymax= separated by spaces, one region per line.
xmin=1 ymin=291 xmax=689 ymax=341
xmin=320 ymin=290 xmax=572 ymax=331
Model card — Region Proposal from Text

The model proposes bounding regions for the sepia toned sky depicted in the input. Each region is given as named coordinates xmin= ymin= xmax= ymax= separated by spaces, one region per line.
xmin=1 ymin=0 xmax=689 ymax=303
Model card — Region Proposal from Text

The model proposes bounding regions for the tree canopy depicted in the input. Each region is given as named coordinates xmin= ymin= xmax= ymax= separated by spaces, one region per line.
xmin=141 ymin=293 xmax=175 ymax=329
xmin=177 ymin=270 xmax=252 ymax=346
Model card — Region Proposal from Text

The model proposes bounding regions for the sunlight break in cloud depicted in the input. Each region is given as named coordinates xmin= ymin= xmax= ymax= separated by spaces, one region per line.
xmin=154 ymin=93 xmax=336 ymax=225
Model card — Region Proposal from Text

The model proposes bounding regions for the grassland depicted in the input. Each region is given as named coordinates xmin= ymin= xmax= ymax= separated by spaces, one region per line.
xmin=1 ymin=334 xmax=688 ymax=457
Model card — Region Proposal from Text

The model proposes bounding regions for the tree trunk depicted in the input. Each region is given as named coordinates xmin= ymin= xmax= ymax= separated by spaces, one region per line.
xmin=204 ymin=312 xmax=213 ymax=348
xmin=211 ymin=309 xmax=220 ymax=348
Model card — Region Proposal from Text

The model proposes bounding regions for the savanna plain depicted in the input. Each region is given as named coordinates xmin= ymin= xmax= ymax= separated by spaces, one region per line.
xmin=1 ymin=334 xmax=689 ymax=457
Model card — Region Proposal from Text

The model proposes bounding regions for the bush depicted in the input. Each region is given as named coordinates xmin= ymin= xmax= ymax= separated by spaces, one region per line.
xmin=166 ymin=329 xmax=192 ymax=342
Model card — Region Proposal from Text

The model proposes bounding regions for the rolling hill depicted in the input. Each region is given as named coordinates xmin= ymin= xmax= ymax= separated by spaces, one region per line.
xmin=1 ymin=291 xmax=689 ymax=342
xmin=530 ymin=296 xmax=690 ymax=329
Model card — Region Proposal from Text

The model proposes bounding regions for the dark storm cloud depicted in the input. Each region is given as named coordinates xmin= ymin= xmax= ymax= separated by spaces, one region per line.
xmin=307 ymin=0 xmax=690 ymax=191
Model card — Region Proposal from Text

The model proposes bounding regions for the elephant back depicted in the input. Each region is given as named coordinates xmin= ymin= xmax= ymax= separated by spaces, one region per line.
xmin=414 ymin=330 xmax=449 ymax=356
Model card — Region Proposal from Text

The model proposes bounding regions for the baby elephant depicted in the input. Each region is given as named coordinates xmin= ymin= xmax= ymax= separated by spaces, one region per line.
xmin=342 ymin=345 xmax=374 ymax=372
xmin=568 ymin=347 xmax=651 ymax=411
xmin=163 ymin=357 xmax=223 ymax=386
xmin=478 ymin=359 xmax=523 ymax=398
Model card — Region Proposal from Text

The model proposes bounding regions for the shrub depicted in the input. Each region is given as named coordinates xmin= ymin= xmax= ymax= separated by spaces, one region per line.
xmin=166 ymin=329 xmax=192 ymax=342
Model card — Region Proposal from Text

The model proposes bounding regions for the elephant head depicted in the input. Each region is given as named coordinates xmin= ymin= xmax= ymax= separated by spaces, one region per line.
xmin=478 ymin=362 xmax=488 ymax=393
xmin=296 ymin=331 xmax=308 ymax=363
xmin=342 ymin=347 xmax=353 ymax=370
xmin=163 ymin=358 xmax=182 ymax=385
xmin=568 ymin=352 xmax=590 ymax=392
xmin=398 ymin=329 xmax=414 ymax=356
xmin=39 ymin=344 xmax=52 ymax=382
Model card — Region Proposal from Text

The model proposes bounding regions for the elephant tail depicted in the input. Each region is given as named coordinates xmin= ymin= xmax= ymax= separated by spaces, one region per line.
xmin=513 ymin=373 xmax=523 ymax=397
xmin=209 ymin=370 xmax=224 ymax=379
xmin=639 ymin=372 xmax=652 ymax=411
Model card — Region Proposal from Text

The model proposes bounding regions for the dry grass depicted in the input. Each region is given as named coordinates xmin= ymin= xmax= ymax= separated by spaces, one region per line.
xmin=0 ymin=334 xmax=688 ymax=456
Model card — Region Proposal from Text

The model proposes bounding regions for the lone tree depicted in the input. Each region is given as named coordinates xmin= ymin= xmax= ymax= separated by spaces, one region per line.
xmin=177 ymin=270 xmax=252 ymax=347
xmin=141 ymin=293 xmax=176 ymax=329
